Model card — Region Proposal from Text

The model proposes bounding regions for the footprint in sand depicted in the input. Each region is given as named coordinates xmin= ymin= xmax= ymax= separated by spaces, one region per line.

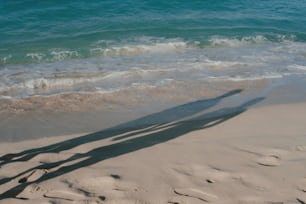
xmin=292 ymin=178 xmax=306 ymax=204
xmin=43 ymin=190 xmax=85 ymax=201
xmin=17 ymin=183 xmax=48 ymax=199
xmin=43 ymin=190 xmax=106 ymax=203
xmin=18 ymin=169 xmax=48 ymax=183
xmin=168 ymin=196 xmax=207 ymax=204
xmin=77 ymin=175 xmax=118 ymax=193
xmin=232 ymin=146 xmax=285 ymax=167
xmin=256 ymin=155 xmax=281 ymax=167
xmin=105 ymin=199 xmax=149 ymax=204
xmin=232 ymin=173 xmax=272 ymax=192
xmin=171 ymin=164 xmax=231 ymax=184
xmin=297 ymin=178 xmax=306 ymax=193
xmin=297 ymin=196 xmax=306 ymax=204
xmin=172 ymin=188 xmax=218 ymax=203
xmin=65 ymin=173 xmax=145 ymax=203
xmin=42 ymin=178 xmax=108 ymax=203
xmin=296 ymin=145 xmax=306 ymax=152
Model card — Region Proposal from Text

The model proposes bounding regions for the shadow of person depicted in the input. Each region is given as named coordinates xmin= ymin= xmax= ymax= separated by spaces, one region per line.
xmin=0 ymin=96 xmax=264 ymax=200
xmin=0 ymin=89 xmax=242 ymax=166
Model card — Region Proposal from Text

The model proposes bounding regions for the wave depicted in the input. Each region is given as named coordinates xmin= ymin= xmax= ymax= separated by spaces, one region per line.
xmin=0 ymin=34 xmax=302 ymax=66
xmin=288 ymin=64 xmax=306 ymax=71
xmin=0 ymin=40 xmax=191 ymax=66
xmin=1 ymin=34 xmax=305 ymax=99
xmin=207 ymin=34 xmax=297 ymax=47
xmin=90 ymin=41 xmax=189 ymax=57
xmin=0 ymin=68 xmax=168 ymax=97
xmin=208 ymin=74 xmax=284 ymax=82
xmin=208 ymin=35 xmax=267 ymax=47
xmin=1 ymin=50 xmax=81 ymax=66
xmin=0 ymin=72 xmax=109 ymax=94
xmin=25 ymin=50 xmax=80 ymax=62
xmin=0 ymin=65 xmax=289 ymax=99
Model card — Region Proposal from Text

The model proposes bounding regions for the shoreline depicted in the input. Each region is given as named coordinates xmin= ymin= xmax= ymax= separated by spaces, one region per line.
xmin=1 ymin=76 xmax=306 ymax=142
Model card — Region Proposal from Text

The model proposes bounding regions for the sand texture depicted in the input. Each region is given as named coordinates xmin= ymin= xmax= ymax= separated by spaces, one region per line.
xmin=1 ymin=91 xmax=306 ymax=203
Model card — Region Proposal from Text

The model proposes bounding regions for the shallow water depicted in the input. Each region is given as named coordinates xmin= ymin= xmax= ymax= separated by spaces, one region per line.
xmin=1 ymin=0 xmax=306 ymax=99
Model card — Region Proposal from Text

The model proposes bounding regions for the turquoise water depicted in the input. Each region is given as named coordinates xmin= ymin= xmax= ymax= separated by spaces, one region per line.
xmin=1 ymin=0 xmax=306 ymax=98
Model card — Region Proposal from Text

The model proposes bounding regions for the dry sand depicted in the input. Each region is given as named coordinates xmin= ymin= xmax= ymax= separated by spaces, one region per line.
xmin=1 ymin=96 xmax=306 ymax=203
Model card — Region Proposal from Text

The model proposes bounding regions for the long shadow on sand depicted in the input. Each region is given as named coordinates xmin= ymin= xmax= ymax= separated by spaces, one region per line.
xmin=0 ymin=90 xmax=264 ymax=200
xmin=0 ymin=89 xmax=242 ymax=166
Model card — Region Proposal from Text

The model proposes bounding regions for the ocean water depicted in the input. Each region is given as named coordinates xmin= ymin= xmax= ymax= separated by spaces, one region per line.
xmin=1 ymin=0 xmax=306 ymax=98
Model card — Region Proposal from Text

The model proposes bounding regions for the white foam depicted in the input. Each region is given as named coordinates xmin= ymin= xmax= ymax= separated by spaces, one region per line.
xmin=22 ymin=74 xmax=110 ymax=90
xmin=0 ymin=73 xmax=108 ymax=97
xmin=50 ymin=50 xmax=80 ymax=61
xmin=203 ymin=59 xmax=258 ymax=69
xmin=288 ymin=64 xmax=306 ymax=71
xmin=0 ymin=95 xmax=12 ymax=99
xmin=275 ymin=34 xmax=296 ymax=42
xmin=228 ymin=75 xmax=283 ymax=81
xmin=208 ymin=74 xmax=283 ymax=82
xmin=91 ymin=41 xmax=189 ymax=57
xmin=1 ymin=55 xmax=12 ymax=64
xmin=26 ymin=53 xmax=44 ymax=61
xmin=208 ymin=35 xmax=268 ymax=47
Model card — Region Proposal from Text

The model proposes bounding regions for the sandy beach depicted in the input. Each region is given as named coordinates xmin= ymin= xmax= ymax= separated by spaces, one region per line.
xmin=2 ymin=1 xmax=306 ymax=203
xmin=1 ymin=82 xmax=306 ymax=204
